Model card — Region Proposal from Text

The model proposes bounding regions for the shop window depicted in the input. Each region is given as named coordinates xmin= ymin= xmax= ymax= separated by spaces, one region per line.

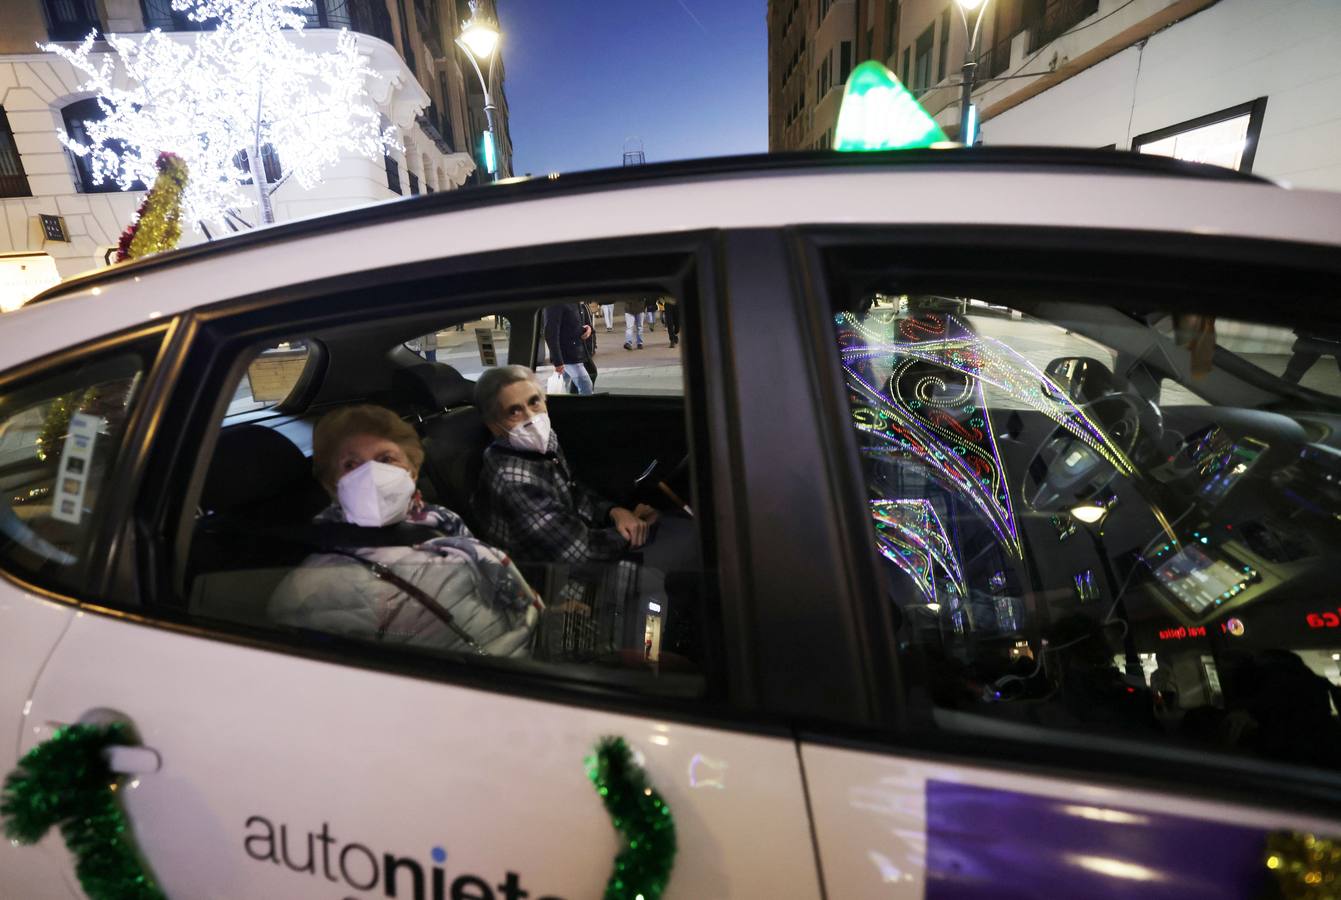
xmin=1133 ymin=98 xmax=1269 ymax=174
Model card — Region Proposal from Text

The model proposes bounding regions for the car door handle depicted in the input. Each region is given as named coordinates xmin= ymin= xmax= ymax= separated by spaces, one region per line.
xmin=104 ymin=745 xmax=161 ymax=776
xmin=35 ymin=716 xmax=161 ymax=775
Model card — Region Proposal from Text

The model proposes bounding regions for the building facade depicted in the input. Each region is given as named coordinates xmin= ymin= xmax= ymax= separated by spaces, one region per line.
xmin=851 ymin=0 xmax=1341 ymax=191
xmin=768 ymin=0 xmax=858 ymax=151
xmin=0 ymin=0 xmax=514 ymax=306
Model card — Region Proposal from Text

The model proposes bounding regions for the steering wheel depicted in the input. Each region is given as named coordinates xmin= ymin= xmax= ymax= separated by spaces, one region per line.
xmin=635 ymin=454 xmax=693 ymax=515
xmin=1022 ymin=392 xmax=1154 ymax=512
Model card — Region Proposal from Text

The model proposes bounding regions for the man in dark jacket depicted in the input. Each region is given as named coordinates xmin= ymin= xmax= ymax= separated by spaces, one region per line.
xmin=544 ymin=302 xmax=594 ymax=395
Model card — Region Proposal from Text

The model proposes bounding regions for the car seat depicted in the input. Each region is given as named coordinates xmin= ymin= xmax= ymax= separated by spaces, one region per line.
xmin=394 ymin=363 xmax=492 ymax=532
xmin=186 ymin=424 xmax=329 ymax=627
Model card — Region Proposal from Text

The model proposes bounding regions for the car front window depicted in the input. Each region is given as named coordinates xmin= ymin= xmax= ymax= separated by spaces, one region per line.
xmin=835 ymin=295 xmax=1341 ymax=774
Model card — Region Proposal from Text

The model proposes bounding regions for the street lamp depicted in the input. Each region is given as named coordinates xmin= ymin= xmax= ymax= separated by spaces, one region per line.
xmin=954 ymin=0 xmax=991 ymax=146
xmin=456 ymin=2 xmax=506 ymax=180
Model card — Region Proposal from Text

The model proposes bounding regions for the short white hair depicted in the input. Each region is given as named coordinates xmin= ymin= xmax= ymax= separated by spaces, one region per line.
xmin=474 ymin=365 xmax=538 ymax=423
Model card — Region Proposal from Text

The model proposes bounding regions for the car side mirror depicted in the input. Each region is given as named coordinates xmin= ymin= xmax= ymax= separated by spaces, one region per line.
xmin=1044 ymin=356 xmax=1116 ymax=403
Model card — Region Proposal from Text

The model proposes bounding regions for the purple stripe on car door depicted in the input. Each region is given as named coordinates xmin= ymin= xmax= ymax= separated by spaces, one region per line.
xmin=925 ymin=780 xmax=1269 ymax=899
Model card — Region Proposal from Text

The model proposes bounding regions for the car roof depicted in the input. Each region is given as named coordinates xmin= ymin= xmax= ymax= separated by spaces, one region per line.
xmin=6 ymin=148 xmax=1339 ymax=368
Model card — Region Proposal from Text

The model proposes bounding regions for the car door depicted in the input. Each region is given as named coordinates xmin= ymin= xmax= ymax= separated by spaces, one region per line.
xmin=10 ymin=233 xmax=827 ymax=900
xmin=790 ymin=224 xmax=1341 ymax=897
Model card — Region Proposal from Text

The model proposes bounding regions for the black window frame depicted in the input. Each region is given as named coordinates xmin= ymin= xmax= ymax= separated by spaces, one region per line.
xmin=1131 ymin=97 xmax=1270 ymax=174
xmin=793 ymin=222 xmax=1341 ymax=817
xmin=938 ymin=5 xmax=950 ymax=83
xmin=408 ymin=169 xmax=420 ymax=195
xmin=0 ymin=106 xmax=32 ymax=198
xmin=61 ymin=98 xmax=146 ymax=194
xmin=0 ymin=321 xmax=174 ymax=606
xmin=913 ymin=23 xmax=935 ymax=93
xmin=43 ymin=0 xmax=102 ymax=41
xmin=110 ymin=230 xmax=824 ymax=730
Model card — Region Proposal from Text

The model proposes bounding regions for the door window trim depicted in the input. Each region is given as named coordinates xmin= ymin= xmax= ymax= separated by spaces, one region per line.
xmin=115 ymin=231 xmax=775 ymax=726
xmin=795 ymin=223 xmax=1341 ymax=810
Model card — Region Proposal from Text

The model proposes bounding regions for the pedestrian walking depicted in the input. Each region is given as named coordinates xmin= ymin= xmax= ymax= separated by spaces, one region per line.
xmin=644 ymin=297 xmax=658 ymax=332
xmin=601 ymin=302 xmax=615 ymax=332
xmin=621 ymin=297 xmax=645 ymax=350
xmin=663 ymin=296 xmax=680 ymax=349
xmin=543 ymin=302 xmax=594 ymax=395
xmin=578 ymin=301 xmax=599 ymax=387
xmin=1283 ymin=325 xmax=1341 ymax=384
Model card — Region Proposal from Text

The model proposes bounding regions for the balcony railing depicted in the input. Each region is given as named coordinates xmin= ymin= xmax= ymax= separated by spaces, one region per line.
xmin=141 ymin=0 xmax=394 ymax=44
xmin=1029 ymin=0 xmax=1101 ymax=52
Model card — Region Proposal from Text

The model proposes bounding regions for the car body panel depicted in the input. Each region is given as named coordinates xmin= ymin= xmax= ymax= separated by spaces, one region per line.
xmin=5 ymin=167 xmax=1341 ymax=374
xmin=0 ymin=590 xmax=77 ymax=897
xmin=801 ymin=741 xmax=1340 ymax=899
xmin=18 ymin=608 xmax=823 ymax=900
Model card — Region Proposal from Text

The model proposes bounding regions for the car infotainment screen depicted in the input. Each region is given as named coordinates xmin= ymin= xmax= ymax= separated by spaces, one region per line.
xmin=1154 ymin=544 xmax=1251 ymax=616
xmin=1194 ymin=433 xmax=1268 ymax=503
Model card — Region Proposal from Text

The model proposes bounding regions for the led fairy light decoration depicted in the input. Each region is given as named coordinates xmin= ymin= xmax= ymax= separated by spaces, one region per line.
xmin=841 ymin=310 xmax=1023 ymax=557
xmin=872 ymin=499 xmax=966 ymax=605
xmin=840 ymin=312 xmax=1134 ymax=475
xmin=43 ymin=0 xmax=399 ymax=232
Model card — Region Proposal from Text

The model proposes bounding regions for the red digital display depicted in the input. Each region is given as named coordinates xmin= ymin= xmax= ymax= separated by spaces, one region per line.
xmin=1307 ymin=610 xmax=1341 ymax=629
xmin=1159 ymin=625 xmax=1208 ymax=641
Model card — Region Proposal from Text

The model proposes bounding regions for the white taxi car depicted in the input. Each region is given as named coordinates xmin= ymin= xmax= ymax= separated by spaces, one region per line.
xmin=2 ymin=149 xmax=1341 ymax=899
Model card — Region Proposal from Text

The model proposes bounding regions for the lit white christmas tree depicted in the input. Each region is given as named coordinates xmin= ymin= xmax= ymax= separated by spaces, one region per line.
xmin=43 ymin=0 xmax=399 ymax=230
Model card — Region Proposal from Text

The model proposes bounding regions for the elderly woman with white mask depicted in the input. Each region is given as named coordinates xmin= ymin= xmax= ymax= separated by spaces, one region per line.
xmin=268 ymin=404 xmax=541 ymax=657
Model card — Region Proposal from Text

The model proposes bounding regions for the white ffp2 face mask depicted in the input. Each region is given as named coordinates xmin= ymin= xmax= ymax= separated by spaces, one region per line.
xmin=506 ymin=412 xmax=552 ymax=455
xmin=336 ymin=460 xmax=416 ymax=527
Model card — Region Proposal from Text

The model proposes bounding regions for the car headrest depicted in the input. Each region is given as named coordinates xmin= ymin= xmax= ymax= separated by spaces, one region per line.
xmin=200 ymin=424 xmax=312 ymax=514
xmin=394 ymin=363 xmax=476 ymax=413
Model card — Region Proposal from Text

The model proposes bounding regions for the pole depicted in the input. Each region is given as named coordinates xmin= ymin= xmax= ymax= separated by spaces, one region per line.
xmin=959 ymin=59 xmax=977 ymax=146
xmin=462 ymin=48 xmax=501 ymax=182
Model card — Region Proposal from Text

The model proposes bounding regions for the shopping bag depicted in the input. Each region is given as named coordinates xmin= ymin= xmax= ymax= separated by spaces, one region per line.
xmin=545 ymin=371 xmax=566 ymax=395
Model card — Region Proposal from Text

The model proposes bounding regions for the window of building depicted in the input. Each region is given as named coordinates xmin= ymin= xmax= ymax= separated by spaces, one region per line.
xmin=396 ymin=0 xmax=417 ymax=75
xmin=886 ymin=0 xmax=899 ymax=63
xmin=902 ymin=47 xmax=911 ymax=87
xmin=839 ymin=40 xmax=853 ymax=85
xmin=44 ymin=0 xmax=101 ymax=40
xmin=914 ymin=23 xmax=934 ymax=93
xmin=0 ymin=347 xmax=154 ymax=596
xmin=234 ymin=145 xmax=283 ymax=184
xmin=384 ymin=152 xmax=402 ymax=195
xmin=938 ymin=6 xmax=951 ymax=83
xmin=0 ymin=108 xmax=31 ymax=199
xmin=139 ymin=0 xmax=215 ymax=31
xmin=61 ymin=99 xmax=145 ymax=194
xmin=408 ymin=170 xmax=420 ymax=195
xmin=437 ymin=74 xmax=457 ymax=152
xmin=1133 ymin=98 xmax=1269 ymax=174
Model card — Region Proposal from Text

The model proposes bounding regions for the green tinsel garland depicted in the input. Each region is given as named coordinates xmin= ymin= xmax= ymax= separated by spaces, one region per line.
xmin=2 ymin=723 xmax=165 ymax=900
xmin=116 ymin=153 xmax=188 ymax=263
xmin=585 ymin=736 xmax=677 ymax=900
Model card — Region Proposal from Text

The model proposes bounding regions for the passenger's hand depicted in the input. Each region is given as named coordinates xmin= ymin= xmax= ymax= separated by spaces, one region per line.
xmin=633 ymin=503 xmax=659 ymax=525
xmin=581 ymin=325 xmax=593 ymax=339
xmin=611 ymin=506 xmax=649 ymax=548
xmin=555 ymin=364 xmax=565 ymax=374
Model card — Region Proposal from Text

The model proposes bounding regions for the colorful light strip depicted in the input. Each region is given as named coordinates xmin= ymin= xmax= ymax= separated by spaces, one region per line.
xmin=872 ymin=499 xmax=966 ymax=604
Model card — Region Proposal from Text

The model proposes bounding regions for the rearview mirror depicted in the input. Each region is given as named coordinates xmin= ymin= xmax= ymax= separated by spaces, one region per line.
xmin=1044 ymin=356 xmax=1116 ymax=403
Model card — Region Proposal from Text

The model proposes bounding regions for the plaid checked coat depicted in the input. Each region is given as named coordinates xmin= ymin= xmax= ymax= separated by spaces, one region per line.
xmin=473 ymin=432 xmax=629 ymax=564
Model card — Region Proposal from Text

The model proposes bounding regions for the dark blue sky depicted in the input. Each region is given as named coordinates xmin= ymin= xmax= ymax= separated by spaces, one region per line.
xmin=497 ymin=0 xmax=768 ymax=175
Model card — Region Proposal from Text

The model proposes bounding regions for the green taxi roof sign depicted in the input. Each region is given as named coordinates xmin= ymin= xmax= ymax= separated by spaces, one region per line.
xmin=833 ymin=60 xmax=949 ymax=152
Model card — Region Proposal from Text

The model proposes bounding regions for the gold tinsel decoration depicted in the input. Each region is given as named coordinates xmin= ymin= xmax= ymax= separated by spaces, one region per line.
xmin=1267 ymin=832 xmax=1341 ymax=899
xmin=115 ymin=152 xmax=189 ymax=263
